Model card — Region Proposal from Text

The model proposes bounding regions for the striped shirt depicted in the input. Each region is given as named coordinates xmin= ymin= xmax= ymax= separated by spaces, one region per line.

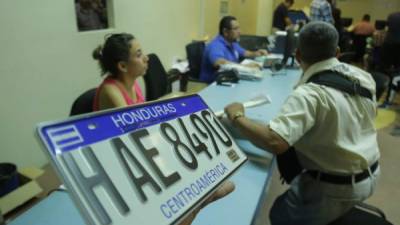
xmin=310 ymin=0 xmax=334 ymax=24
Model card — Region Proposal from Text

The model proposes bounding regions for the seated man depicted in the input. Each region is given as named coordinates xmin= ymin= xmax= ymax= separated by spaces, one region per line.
xmin=225 ymin=22 xmax=380 ymax=225
xmin=352 ymin=14 xmax=375 ymax=36
xmin=199 ymin=16 xmax=268 ymax=84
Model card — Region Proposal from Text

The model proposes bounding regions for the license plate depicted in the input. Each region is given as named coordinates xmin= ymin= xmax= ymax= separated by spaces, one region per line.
xmin=36 ymin=94 xmax=247 ymax=225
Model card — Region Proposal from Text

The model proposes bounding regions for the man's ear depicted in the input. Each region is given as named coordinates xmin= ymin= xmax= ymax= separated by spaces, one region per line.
xmin=222 ymin=28 xmax=229 ymax=37
xmin=117 ymin=61 xmax=128 ymax=74
xmin=335 ymin=47 xmax=341 ymax=58
xmin=295 ymin=48 xmax=302 ymax=64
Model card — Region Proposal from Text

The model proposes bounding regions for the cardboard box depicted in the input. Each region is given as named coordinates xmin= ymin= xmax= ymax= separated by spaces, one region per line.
xmin=0 ymin=168 xmax=43 ymax=215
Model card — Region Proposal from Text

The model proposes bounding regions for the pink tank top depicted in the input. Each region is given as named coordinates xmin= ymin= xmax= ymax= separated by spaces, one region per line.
xmin=93 ymin=77 xmax=145 ymax=111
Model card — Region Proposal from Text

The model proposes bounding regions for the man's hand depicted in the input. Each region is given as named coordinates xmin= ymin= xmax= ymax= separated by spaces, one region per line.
xmin=256 ymin=49 xmax=268 ymax=56
xmin=245 ymin=49 xmax=269 ymax=58
xmin=177 ymin=181 xmax=235 ymax=225
xmin=224 ymin=103 xmax=245 ymax=122
xmin=244 ymin=63 xmax=262 ymax=70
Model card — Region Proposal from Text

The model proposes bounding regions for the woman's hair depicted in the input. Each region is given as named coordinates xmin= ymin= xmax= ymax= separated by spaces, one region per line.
xmin=92 ymin=33 xmax=135 ymax=76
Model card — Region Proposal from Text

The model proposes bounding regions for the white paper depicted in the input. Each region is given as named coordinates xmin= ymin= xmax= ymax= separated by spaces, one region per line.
xmin=219 ymin=63 xmax=263 ymax=80
xmin=240 ymin=59 xmax=263 ymax=67
xmin=214 ymin=94 xmax=272 ymax=117
xmin=171 ymin=60 xmax=189 ymax=73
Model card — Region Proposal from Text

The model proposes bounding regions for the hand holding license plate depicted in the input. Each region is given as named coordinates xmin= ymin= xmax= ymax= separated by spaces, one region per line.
xmin=36 ymin=94 xmax=247 ymax=225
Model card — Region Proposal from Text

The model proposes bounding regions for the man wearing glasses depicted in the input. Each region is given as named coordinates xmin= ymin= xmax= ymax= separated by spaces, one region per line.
xmin=200 ymin=16 xmax=268 ymax=83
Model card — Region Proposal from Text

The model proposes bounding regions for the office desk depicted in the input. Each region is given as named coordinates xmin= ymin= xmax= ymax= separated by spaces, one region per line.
xmin=192 ymin=69 xmax=301 ymax=225
xmin=8 ymin=69 xmax=301 ymax=225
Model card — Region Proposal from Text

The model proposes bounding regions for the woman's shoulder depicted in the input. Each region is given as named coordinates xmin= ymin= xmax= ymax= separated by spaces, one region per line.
xmin=98 ymin=81 xmax=127 ymax=108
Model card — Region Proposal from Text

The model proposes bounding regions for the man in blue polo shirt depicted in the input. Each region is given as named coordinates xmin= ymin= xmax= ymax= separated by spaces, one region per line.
xmin=200 ymin=16 xmax=268 ymax=83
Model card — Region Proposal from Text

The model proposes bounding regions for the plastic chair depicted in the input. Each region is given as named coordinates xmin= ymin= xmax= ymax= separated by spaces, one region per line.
xmin=329 ymin=202 xmax=393 ymax=225
xmin=69 ymin=88 xmax=96 ymax=116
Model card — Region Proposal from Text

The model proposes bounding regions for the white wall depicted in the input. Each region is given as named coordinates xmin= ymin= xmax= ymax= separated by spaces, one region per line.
xmin=276 ymin=0 xmax=400 ymax=23
xmin=256 ymin=0 xmax=275 ymax=35
xmin=0 ymin=0 xmax=201 ymax=168
xmin=201 ymin=0 xmax=275 ymax=38
xmin=203 ymin=0 xmax=221 ymax=39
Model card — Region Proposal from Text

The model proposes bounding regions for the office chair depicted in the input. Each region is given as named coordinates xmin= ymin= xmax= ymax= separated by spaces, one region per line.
xmin=185 ymin=41 xmax=206 ymax=81
xmin=69 ymin=88 xmax=97 ymax=116
xmin=143 ymin=53 xmax=181 ymax=101
xmin=329 ymin=202 xmax=393 ymax=225
xmin=182 ymin=41 xmax=208 ymax=92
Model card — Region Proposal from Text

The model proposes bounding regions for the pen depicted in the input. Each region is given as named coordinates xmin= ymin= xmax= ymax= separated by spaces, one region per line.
xmin=218 ymin=82 xmax=234 ymax=87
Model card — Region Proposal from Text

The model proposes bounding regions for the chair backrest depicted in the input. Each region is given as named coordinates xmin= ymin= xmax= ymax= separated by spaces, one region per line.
xmin=143 ymin=53 xmax=169 ymax=101
xmin=70 ymin=88 xmax=97 ymax=116
xmin=186 ymin=41 xmax=205 ymax=80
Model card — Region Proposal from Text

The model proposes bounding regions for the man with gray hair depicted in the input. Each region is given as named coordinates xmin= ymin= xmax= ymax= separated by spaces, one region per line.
xmin=224 ymin=22 xmax=380 ymax=224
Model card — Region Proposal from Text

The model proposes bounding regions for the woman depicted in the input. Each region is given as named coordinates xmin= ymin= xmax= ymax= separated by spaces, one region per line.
xmin=92 ymin=33 xmax=234 ymax=225
xmin=92 ymin=33 xmax=148 ymax=111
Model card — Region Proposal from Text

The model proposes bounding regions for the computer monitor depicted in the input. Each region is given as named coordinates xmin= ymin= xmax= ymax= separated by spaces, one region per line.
xmin=287 ymin=10 xmax=309 ymax=24
xmin=341 ymin=18 xmax=353 ymax=28
xmin=282 ymin=28 xmax=297 ymax=67
xmin=239 ymin=35 xmax=269 ymax=52
xmin=375 ymin=20 xmax=387 ymax=30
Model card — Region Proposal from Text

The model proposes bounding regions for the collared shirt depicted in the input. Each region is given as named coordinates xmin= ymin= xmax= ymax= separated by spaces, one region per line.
xmin=310 ymin=0 xmax=334 ymax=24
xmin=269 ymin=58 xmax=380 ymax=174
xmin=200 ymin=35 xmax=245 ymax=83
xmin=353 ymin=21 xmax=375 ymax=36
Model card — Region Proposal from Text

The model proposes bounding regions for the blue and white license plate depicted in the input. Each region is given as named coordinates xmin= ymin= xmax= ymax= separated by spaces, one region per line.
xmin=36 ymin=94 xmax=247 ymax=225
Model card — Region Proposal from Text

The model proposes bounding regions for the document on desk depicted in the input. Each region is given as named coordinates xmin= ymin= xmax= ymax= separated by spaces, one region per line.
xmin=36 ymin=94 xmax=247 ymax=225
xmin=171 ymin=60 xmax=189 ymax=73
xmin=220 ymin=62 xmax=263 ymax=80
xmin=214 ymin=94 xmax=272 ymax=117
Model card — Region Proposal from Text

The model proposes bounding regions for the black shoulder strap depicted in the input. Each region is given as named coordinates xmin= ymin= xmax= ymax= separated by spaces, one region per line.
xmin=307 ymin=70 xmax=373 ymax=100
